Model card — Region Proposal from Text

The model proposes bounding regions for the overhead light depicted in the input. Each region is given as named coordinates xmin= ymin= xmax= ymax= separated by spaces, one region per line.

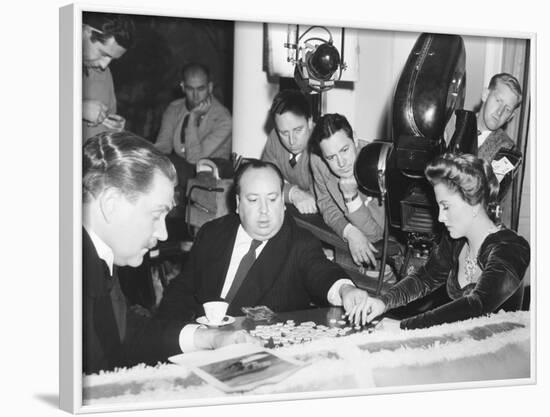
xmin=285 ymin=25 xmax=347 ymax=94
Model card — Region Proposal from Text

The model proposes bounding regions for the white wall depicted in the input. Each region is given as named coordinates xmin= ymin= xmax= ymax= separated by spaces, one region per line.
xmin=232 ymin=21 xmax=278 ymax=158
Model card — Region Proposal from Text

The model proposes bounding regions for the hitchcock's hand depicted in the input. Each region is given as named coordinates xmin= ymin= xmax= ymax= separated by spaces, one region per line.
xmin=340 ymin=284 xmax=370 ymax=326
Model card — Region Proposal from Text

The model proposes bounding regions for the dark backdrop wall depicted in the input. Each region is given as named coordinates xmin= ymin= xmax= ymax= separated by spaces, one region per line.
xmin=109 ymin=14 xmax=234 ymax=142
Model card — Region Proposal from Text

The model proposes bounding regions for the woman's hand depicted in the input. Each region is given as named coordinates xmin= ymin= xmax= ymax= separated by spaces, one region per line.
xmin=343 ymin=224 xmax=378 ymax=266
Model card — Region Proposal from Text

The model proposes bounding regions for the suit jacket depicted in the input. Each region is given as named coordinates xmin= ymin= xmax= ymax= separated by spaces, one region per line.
xmin=83 ymin=228 xmax=183 ymax=374
xmin=478 ymin=128 xmax=517 ymax=162
xmin=156 ymin=213 xmax=346 ymax=320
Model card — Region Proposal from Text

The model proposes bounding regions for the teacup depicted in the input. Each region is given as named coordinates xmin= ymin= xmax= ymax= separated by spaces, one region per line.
xmin=203 ymin=301 xmax=229 ymax=324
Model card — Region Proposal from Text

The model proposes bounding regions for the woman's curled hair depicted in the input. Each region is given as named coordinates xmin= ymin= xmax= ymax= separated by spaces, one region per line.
xmin=425 ymin=153 xmax=501 ymax=222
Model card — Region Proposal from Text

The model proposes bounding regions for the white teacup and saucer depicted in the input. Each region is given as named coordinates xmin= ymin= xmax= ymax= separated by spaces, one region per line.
xmin=197 ymin=301 xmax=236 ymax=327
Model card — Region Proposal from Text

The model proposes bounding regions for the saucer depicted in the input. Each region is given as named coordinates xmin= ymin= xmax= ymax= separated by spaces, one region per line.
xmin=196 ymin=315 xmax=235 ymax=327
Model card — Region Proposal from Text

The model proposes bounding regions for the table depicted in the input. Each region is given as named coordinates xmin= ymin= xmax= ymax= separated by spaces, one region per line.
xmin=82 ymin=308 xmax=531 ymax=408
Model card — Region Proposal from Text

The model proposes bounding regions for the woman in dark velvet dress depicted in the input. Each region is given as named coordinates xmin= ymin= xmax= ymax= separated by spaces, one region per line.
xmin=362 ymin=153 xmax=530 ymax=329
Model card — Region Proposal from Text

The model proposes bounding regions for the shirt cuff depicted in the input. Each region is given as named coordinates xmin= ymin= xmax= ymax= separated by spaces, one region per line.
xmin=345 ymin=196 xmax=363 ymax=213
xmin=327 ymin=278 xmax=355 ymax=305
xmin=287 ymin=184 xmax=298 ymax=204
xmin=178 ymin=324 xmax=206 ymax=353
xmin=342 ymin=223 xmax=353 ymax=242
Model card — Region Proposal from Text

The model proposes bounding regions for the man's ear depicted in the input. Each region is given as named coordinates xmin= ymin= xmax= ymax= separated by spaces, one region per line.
xmin=481 ymin=88 xmax=490 ymax=102
xmin=235 ymin=194 xmax=240 ymax=213
xmin=307 ymin=117 xmax=314 ymax=130
xmin=98 ymin=187 xmax=120 ymax=223
xmin=208 ymin=81 xmax=214 ymax=96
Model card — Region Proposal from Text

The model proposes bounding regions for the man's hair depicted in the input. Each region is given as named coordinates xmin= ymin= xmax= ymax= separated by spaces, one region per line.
xmin=425 ymin=152 xmax=501 ymax=222
xmin=233 ymin=159 xmax=284 ymax=196
xmin=181 ymin=63 xmax=211 ymax=83
xmin=269 ymin=89 xmax=312 ymax=121
xmin=83 ymin=131 xmax=177 ymax=204
xmin=488 ymin=73 xmax=523 ymax=108
xmin=308 ymin=113 xmax=354 ymax=158
xmin=83 ymin=12 xmax=135 ymax=50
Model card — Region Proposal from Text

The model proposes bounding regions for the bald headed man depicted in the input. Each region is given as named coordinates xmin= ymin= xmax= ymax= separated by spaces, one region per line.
xmin=154 ymin=63 xmax=233 ymax=189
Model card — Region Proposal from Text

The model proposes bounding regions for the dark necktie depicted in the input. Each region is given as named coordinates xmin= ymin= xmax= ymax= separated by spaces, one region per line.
xmin=289 ymin=154 xmax=297 ymax=168
xmin=180 ymin=114 xmax=190 ymax=146
xmin=109 ymin=266 xmax=127 ymax=342
xmin=225 ymin=239 xmax=262 ymax=303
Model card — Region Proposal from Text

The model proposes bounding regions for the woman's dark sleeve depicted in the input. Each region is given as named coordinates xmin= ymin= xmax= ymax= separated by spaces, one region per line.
xmin=379 ymin=233 xmax=455 ymax=311
xmin=400 ymin=235 xmax=530 ymax=330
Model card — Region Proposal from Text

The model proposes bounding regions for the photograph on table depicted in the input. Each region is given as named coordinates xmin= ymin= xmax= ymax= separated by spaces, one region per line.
xmin=59 ymin=2 xmax=535 ymax=414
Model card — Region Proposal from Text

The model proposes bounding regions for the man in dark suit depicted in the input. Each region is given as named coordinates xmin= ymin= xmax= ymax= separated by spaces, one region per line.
xmin=82 ymin=131 xmax=255 ymax=375
xmin=157 ymin=160 xmax=371 ymax=323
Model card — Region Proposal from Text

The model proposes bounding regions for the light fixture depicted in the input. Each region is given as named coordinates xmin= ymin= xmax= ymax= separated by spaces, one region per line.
xmin=285 ymin=25 xmax=347 ymax=94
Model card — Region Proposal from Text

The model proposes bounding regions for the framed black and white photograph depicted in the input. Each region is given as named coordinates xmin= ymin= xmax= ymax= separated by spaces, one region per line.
xmin=53 ymin=0 xmax=542 ymax=415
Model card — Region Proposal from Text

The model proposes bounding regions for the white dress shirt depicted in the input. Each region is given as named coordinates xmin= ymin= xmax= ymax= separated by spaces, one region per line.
xmin=220 ymin=225 xmax=353 ymax=305
xmin=478 ymin=130 xmax=491 ymax=148
xmin=180 ymin=224 xmax=354 ymax=349
xmin=85 ymin=226 xmax=114 ymax=277
xmin=220 ymin=225 xmax=267 ymax=298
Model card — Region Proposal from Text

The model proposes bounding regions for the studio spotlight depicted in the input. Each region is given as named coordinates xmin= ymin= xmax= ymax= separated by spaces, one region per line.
xmin=285 ymin=25 xmax=347 ymax=94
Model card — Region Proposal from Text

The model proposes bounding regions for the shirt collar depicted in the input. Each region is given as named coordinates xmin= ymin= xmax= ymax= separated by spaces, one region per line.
xmin=85 ymin=226 xmax=114 ymax=277
xmin=236 ymin=225 xmax=267 ymax=249
xmin=478 ymin=130 xmax=491 ymax=147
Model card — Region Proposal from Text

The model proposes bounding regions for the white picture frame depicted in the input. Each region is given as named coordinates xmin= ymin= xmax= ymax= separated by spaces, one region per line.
xmin=58 ymin=1 xmax=539 ymax=415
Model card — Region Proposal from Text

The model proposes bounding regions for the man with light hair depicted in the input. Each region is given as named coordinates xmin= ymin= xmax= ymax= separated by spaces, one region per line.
xmin=476 ymin=72 xmax=523 ymax=161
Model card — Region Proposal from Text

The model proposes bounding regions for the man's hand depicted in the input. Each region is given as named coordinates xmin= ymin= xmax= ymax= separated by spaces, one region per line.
xmin=338 ymin=176 xmax=359 ymax=199
xmin=340 ymin=284 xmax=370 ymax=326
xmin=211 ymin=329 xmax=261 ymax=349
xmin=195 ymin=328 xmax=261 ymax=350
xmin=83 ymin=100 xmax=108 ymax=126
xmin=343 ymin=224 xmax=377 ymax=266
xmin=290 ymin=188 xmax=318 ymax=214
xmin=189 ymin=95 xmax=212 ymax=120
xmin=101 ymin=114 xmax=126 ymax=131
